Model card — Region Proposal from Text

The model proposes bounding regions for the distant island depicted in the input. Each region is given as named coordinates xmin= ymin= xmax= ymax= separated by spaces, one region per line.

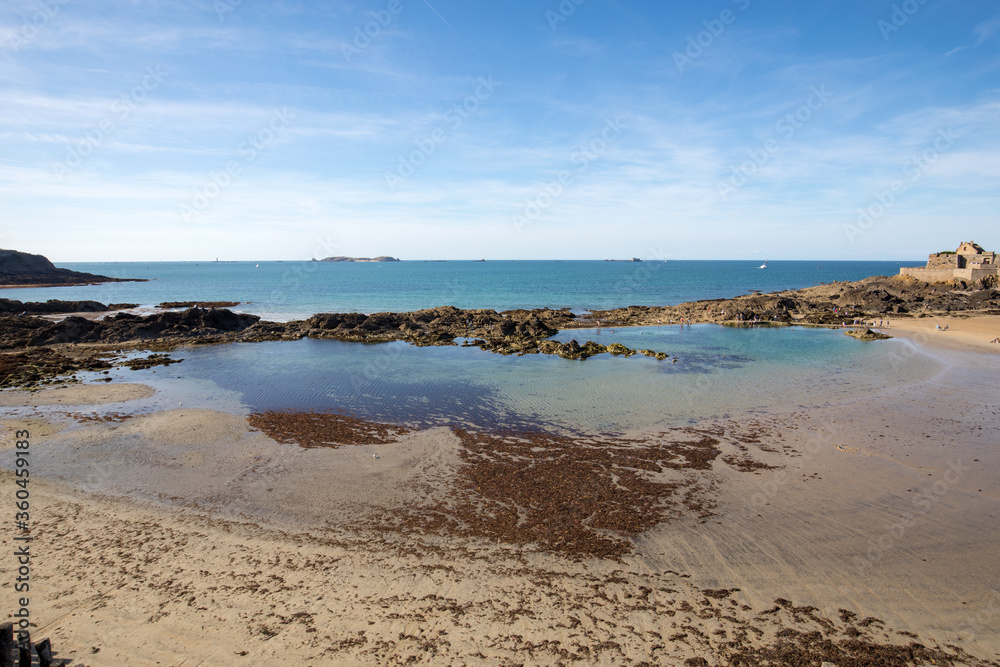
xmin=311 ymin=256 xmax=400 ymax=263
xmin=0 ymin=249 xmax=145 ymax=287
xmin=605 ymin=258 xmax=643 ymax=262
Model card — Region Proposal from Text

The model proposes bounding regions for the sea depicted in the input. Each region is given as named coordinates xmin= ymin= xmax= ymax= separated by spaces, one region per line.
xmin=7 ymin=259 xmax=943 ymax=433
xmin=6 ymin=259 xmax=921 ymax=321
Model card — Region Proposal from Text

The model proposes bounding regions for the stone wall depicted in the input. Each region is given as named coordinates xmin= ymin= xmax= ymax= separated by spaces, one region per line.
xmin=962 ymin=268 xmax=998 ymax=283
xmin=926 ymin=253 xmax=958 ymax=269
xmin=900 ymin=266 xmax=999 ymax=283
xmin=899 ymin=267 xmax=958 ymax=283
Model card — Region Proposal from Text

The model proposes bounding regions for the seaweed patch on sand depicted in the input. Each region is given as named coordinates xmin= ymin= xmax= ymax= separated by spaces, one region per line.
xmin=247 ymin=410 xmax=413 ymax=447
xmin=246 ymin=411 xmax=793 ymax=559
xmin=374 ymin=423 xmax=787 ymax=559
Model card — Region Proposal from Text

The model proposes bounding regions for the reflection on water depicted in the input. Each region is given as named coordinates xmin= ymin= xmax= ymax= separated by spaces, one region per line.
xmin=106 ymin=325 xmax=944 ymax=433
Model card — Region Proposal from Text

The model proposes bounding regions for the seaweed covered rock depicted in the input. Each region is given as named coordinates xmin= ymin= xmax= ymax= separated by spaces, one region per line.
xmin=844 ymin=328 xmax=892 ymax=341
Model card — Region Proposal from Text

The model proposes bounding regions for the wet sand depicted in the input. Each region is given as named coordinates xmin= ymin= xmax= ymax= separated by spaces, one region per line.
xmin=0 ymin=383 xmax=154 ymax=407
xmin=1 ymin=334 xmax=998 ymax=665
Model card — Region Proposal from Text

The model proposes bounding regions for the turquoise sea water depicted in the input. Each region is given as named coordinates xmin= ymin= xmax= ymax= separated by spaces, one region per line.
xmin=81 ymin=325 xmax=942 ymax=433
xmin=9 ymin=259 xmax=939 ymax=431
xmin=4 ymin=259 xmax=922 ymax=320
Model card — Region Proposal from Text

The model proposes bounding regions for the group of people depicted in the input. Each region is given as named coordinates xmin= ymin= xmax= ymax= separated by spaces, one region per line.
xmin=843 ymin=318 xmax=890 ymax=328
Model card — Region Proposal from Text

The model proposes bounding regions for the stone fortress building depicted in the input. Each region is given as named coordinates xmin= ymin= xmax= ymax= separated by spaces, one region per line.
xmin=900 ymin=241 xmax=998 ymax=283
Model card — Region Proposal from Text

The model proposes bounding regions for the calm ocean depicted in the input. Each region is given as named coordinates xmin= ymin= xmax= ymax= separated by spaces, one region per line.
xmin=6 ymin=259 xmax=923 ymax=320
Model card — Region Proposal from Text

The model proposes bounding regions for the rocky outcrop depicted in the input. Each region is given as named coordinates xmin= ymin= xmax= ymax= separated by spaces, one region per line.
xmin=157 ymin=301 xmax=239 ymax=309
xmin=844 ymin=328 xmax=893 ymax=341
xmin=0 ymin=305 xmax=666 ymax=366
xmin=578 ymin=275 xmax=1000 ymax=329
xmin=14 ymin=308 xmax=263 ymax=348
xmin=0 ymin=249 xmax=144 ymax=287
xmin=0 ymin=298 xmax=113 ymax=314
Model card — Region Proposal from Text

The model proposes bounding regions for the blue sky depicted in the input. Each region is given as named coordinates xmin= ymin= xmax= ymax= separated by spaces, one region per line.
xmin=1 ymin=0 xmax=997 ymax=261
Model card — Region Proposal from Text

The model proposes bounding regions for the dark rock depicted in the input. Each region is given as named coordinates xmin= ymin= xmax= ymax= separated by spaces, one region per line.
xmin=0 ymin=348 xmax=113 ymax=388
xmin=0 ymin=298 xmax=109 ymax=314
xmin=35 ymin=639 xmax=53 ymax=667
xmin=157 ymin=301 xmax=240 ymax=309
xmin=0 ymin=622 xmax=13 ymax=667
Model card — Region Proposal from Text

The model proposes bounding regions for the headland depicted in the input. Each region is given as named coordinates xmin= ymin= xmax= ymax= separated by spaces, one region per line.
xmin=0 ymin=249 xmax=145 ymax=288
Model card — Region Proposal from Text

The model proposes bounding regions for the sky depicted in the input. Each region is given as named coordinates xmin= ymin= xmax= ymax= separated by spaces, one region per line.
xmin=0 ymin=0 xmax=998 ymax=261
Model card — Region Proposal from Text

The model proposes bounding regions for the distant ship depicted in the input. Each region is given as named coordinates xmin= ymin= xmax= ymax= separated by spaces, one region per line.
xmin=759 ymin=260 xmax=768 ymax=269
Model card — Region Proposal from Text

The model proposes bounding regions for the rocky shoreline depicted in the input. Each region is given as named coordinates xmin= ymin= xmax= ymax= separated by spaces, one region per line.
xmin=576 ymin=274 xmax=999 ymax=328
xmin=2 ymin=274 xmax=997 ymax=388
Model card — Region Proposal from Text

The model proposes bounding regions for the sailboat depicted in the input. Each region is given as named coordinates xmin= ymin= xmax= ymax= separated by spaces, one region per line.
xmin=759 ymin=260 xmax=768 ymax=269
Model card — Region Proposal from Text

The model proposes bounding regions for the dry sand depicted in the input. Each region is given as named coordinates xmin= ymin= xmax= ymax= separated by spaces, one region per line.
xmin=1 ymin=337 xmax=999 ymax=665
xmin=878 ymin=315 xmax=1000 ymax=353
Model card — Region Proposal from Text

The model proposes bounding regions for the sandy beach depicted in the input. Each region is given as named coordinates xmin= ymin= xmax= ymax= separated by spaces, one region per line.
xmin=2 ymin=330 xmax=999 ymax=665
xmin=880 ymin=315 xmax=1000 ymax=353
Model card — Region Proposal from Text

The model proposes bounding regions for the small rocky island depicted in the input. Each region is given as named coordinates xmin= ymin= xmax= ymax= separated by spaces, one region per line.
xmin=0 ymin=249 xmax=144 ymax=287
xmin=312 ymin=256 xmax=400 ymax=263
